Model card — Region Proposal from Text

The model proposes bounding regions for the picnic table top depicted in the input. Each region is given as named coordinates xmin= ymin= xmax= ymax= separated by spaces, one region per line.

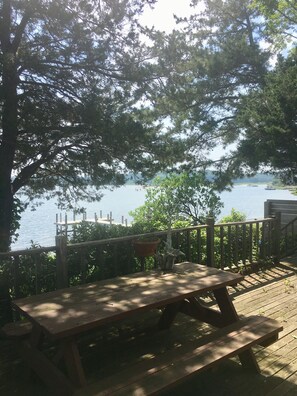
xmin=12 ymin=262 xmax=243 ymax=340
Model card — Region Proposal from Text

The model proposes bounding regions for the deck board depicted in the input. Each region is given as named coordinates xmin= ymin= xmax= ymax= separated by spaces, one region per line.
xmin=1 ymin=254 xmax=297 ymax=395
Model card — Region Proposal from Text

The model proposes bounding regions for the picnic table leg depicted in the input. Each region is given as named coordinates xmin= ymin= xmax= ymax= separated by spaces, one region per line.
xmin=180 ymin=297 xmax=227 ymax=327
xmin=237 ymin=349 xmax=261 ymax=373
xmin=158 ymin=301 xmax=182 ymax=330
xmin=24 ymin=324 xmax=45 ymax=378
xmin=19 ymin=325 xmax=74 ymax=395
xmin=62 ymin=338 xmax=86 ymax=387
xmin=213 ymin=287 xmax=260 ymax=373
xmin=30 ymin=323 xmax=45 ymax=347
xmin=213 ymin=287 xmax=239 ymax=325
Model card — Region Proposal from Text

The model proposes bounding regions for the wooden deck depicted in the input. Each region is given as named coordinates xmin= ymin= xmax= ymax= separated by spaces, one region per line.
xmin=1 ymin=254 xmax=297 ymax=396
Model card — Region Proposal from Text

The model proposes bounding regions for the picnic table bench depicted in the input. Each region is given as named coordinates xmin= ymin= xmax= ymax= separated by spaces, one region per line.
xmin=10 ymin=262 xmax=282 ymax=395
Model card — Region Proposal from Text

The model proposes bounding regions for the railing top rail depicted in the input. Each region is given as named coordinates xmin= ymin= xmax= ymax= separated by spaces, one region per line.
xmin=215 ymin=218 xmax=275 ymax=227
xmin=0 ymin=218 xmax=275 ymax=257
xmin=0 ymin=225 xmax=207 ymax=257
xmin=67 ymin=225 xmax=208 ymax=250
xmin=0 ymin=245 xmax=56 ymax=258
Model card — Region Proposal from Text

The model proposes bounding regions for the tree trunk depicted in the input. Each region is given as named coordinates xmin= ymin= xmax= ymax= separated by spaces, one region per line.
xmin=0 ymin=1 xmax=19 ymax=251
xmin=0 ymin=186 xmax=14 ymax=252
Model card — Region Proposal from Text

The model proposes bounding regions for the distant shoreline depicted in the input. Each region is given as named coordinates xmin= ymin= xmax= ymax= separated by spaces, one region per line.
xmin=233 ymin=182 xmax=297 ymax=195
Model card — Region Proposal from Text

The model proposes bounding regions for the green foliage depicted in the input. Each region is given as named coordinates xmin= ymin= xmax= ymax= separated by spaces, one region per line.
xmin=0 ymin=250 xmax=57 ymax=299
xmin=130 ymin=172 xmax=223 ymax=232
xmin=10 ymin=198 xmax=28 ymax=245
xmin=67 ymin=222 xmax=158 ymax=284
xmin=146 ymin=0 xmax=270 ymax=181
xmin=220 ymin=209 xmax=247 ymax=223
xmin=0 ymin=0 xmax=180 ymax=250
xmin=235 ymin=50 xmax=297 ymax=183
xmin=280 ymin=228 xmax=297 ymax=256
xmin=251 ymin=0 xmax=297 ymax=48
xmin=173 ymin=173 xmax=223 ymax=224
xmin=145 ymin=0 xmax=295 ymax=186
xmin=67 ymin=220 xmax=208 ymax=281
xmin=70 ymin=222 xmax=137 ymax=243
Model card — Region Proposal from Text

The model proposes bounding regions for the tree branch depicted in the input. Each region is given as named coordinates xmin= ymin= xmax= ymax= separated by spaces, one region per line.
xmin=12 ymin=141 xmax=79 ymax=193
xmin=0 ymin=0 xmax=11 ymax=51
xmin=12 ymin=8 xmax=32 ymax=52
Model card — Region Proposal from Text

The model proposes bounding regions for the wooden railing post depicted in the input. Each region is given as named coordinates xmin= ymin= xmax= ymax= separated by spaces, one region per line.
xmin=0 ymin=276 xmax=13 ymax=325
xmin=55 ymin=235 xmax=68 ymax=288
xmin=264 ymin=200 xmax=271 ymax=218
xmin=206 ymin=217 xmax=215 ymax=267
xmin=272 ymin=212 xmax=281 ymax=264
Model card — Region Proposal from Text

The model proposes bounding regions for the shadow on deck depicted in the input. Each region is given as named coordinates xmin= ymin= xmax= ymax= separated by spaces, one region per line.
xmin=1 ymin=254 xmax=297 ymax=396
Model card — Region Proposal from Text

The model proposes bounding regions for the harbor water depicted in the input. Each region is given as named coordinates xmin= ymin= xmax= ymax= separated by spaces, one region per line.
xmin=13 ymin=184 xmax=297 ymax=250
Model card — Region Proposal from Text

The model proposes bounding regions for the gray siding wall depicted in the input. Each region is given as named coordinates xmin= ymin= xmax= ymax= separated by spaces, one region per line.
xmin=264 ymin=199 xmax=297 ymax=228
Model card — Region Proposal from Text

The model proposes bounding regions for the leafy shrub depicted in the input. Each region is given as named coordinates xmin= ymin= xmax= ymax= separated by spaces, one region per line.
xmin=220 ymin=208 xmax=247 ymax=223
xmin=67 ymin=222 xmax=158 ymax=284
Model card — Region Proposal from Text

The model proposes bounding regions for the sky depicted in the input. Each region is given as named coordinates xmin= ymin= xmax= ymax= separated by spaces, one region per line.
xmin=139 ymin=0 xmax=195 ymax=32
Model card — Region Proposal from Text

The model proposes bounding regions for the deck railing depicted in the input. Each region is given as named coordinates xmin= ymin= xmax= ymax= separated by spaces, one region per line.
xmin=1 ymin=216 xmax=282 ymax=291
xmin=1 ymin=215 xmax=290 ymax=324
xmin=280 ymin=215 xmax=297 ymax=257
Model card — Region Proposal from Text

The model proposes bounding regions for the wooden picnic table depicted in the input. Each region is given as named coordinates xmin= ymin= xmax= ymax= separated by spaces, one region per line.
xmin=12 ymin=262 xmax=282 ymax=395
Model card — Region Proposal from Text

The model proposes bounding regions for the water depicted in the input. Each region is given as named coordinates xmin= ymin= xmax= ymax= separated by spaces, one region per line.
xmin=13 ymin=184 xmax=297 ymax=250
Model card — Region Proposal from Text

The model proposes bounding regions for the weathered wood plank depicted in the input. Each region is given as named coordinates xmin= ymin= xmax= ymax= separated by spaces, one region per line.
xmin=19 ymin=340 xmax=74 ymax=395
xmin=12 ymin=263 xmax=243 ymax=340
xmin=74 ymin=316 xmax=281 ymax=396
xmin=1 ymin=320 xmax=32 ymax=339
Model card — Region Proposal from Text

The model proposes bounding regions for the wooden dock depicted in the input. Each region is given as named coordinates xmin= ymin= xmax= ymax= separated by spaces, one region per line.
xmin=55 ymin=210 xmax=129 ymax=236
xmin=1 ymin=254 xmax=297 ymax=395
